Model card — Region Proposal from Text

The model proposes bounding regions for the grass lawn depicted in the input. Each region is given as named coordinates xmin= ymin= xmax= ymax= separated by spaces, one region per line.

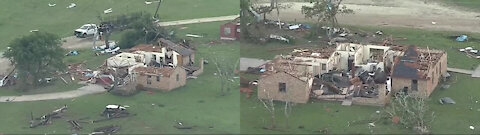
xmin=0 ymin=0 xmax=238 ymax=51
xmin=240 ymin=73 xmax=480 ymax=134
xmin=64 ymin=49 xmax=112 ymax=69
xmin=0 ymin=21 xmax=241 ymax=134
xmin=441 ymin=0 xmax=480 ymax=11
xmin=241 ymin=25 xmax=480 ymax=69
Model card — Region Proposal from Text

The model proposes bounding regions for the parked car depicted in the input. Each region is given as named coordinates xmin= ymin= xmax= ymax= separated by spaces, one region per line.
xmin=74 ymin=24 xmax=97 ymax=38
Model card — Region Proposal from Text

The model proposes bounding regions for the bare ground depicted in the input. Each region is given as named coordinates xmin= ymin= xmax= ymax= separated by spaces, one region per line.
xmin=262 ymin=0 xmax=480 ymax=33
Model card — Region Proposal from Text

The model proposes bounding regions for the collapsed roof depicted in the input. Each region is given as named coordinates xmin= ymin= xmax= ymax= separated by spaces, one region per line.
xmin=157 ymin=38 xmax=194 ymax=56
xmin=129 ymin=44 xmax=163 ymax=53
xmin=392 ymin=46 xmax=445 ymax=79
xmin=291 ymin=47 xmax=336 ymax=59
xmin=133 ymin=66 xmax=176 ymax=77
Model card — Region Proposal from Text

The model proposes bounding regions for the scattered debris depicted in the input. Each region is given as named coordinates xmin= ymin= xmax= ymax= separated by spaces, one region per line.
xmin=185 ymin=34 xmax=203 ymax=38
xmin=104 ymin=8 xmax=113 ymax=14
xmin=439 ymin=97 xmax=456 ymax=104
xmin=48 ymin=3 xmax=56 ymax=7
xmin=93 ymin=125 xmax=121 ymax=134
xmin=458 ymin=46 xmax=480 ymax=59
xmin=173 ymin=121 xmax=197 ymax=129
xmin=29 ymin=105 xmax=68 ymax=128
xmin=93 ymin=105 xmax=134 ymax=123
xmin=67 ymin=3 xmax=76 ymax=9
xmin=68 ymin=120 xmax=82 ymax=130
xmin=269 ymin=34 xmax=290 ymax=43
xmin=431 ymin=21 xmax=437 ymax=25
xmin=30 ymin=30 xmax=39 ymax=32
xmin=441 ymin=84 xmax=450 ymax=89
xmin=470 ymin=126 xmax=475 ymax=130
xmin=66 ymin=50 xmax=79 ymax=56
xmin=145 ymin=1 xmax=153 ymax=5
xmin=456 ymin=35 xmax=468 ymax=42
xmin=368 ymin=122 xmax=375 ymax=127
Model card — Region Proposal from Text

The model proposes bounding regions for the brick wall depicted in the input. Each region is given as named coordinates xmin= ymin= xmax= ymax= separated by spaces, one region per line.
xmin=258 ymin=72 xmax=310 ymax=103
xmin=135 ymin=67 xmax=187 ymax=91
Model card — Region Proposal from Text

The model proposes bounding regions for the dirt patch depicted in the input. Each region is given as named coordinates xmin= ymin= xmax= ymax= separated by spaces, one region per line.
xmin=0 ymin=52 xmax=12 ymax=75
xmin=61 ymin=36 xmax=110 ymax=50
xmin=260 ymin=0 xmax=480 ymax=33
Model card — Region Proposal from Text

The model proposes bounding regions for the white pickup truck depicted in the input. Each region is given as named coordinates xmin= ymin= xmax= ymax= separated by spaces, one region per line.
xmin=74 ymin=24 xmax=97 ymax=38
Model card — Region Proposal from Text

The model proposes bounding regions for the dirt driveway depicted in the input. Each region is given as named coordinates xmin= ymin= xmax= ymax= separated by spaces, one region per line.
xmin=261 ymin=0 xmax=480 ymax=33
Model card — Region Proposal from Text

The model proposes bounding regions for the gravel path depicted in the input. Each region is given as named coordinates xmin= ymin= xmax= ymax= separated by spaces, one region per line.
xmin=158 ymin=15 xmax=239 ymax=26
xmin=0 ymin=84 xmax=105 ymax=102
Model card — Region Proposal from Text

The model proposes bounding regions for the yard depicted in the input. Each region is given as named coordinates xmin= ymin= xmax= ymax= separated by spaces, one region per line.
xmin=0 ymin=0 xmax=239 ymax=51
xmin=0 ymin=21 xmax=241 ymax=134
xmin=241 ymin=25 xmax=480 ymax=69
xmin=241 ymin=73 xmax=480 ymax=134
xmin=240 ymin=25 xmax=480 ymax=134
xmin=441 ymin=0 xmax=480 ymax=11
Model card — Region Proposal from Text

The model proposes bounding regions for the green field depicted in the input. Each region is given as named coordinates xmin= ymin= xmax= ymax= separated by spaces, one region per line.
xmin=241 ymin=73 xmax=480 ymax=134
xmin=241 ymin=25 xmax=480 ymax=69
xmin=441 ymin=0 xmax=480 ymax=11
xmin=0 ymin=0 xmax=238 ymax=50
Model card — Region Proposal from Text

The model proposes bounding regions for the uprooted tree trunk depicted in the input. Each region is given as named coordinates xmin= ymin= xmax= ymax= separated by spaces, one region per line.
xmin=385 ymin=92 xmax=435 ymax=134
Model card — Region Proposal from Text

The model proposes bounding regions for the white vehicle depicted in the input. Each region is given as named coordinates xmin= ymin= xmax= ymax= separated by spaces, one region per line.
xmin=74 ymin=24 xmax=97 ymax=38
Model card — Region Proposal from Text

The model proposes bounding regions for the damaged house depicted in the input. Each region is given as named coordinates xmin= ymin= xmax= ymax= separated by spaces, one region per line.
xmin=257 ymin=57 xmax=314 ymax=103
xmin=104 ymin=39 xmax=202 ymax=92
xmin=256 ymin=42 xmax=447 ymax=106
xmin=133 ymin=66 xmax=187 ymax=91
xmin=390 ymin=46 xmax=447 ymax=97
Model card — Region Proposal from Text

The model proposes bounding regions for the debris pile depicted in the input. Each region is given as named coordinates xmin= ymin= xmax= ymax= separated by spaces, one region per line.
xmin=459 ymin=47 xmax=480 ymax=59
xmin=93 ymin=105 xmax=134 ymax=123
xmin=29 ymin=105 xmax=68 ymax=128
xmin=93 ymin=125 xmax=121 ymax=134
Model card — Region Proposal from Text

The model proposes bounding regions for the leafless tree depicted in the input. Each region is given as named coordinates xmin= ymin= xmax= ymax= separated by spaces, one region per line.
xmin=259 ymin=89 xmax=276 ymax=129
xmin=283 ymin=95 xmax=292 ymax=128
xmin=385 ymin=92 xmax=435 ymax=134
xmin=213 ymin=57 xmax=239 ymax=96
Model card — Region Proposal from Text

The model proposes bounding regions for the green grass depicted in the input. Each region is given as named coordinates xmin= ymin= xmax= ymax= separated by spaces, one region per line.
xmin=64 ymin=49 xmax=111 ymax=69
xmin=241 ymin=25 xmax=480 ymax=69
xmin=240 ymin=73 xmax=480 ymax=134
xmin=441 ymin=0 xmax=480 ymax=11
xmin=0 ymin=21 xmax=240 ymax=134
xmin=0 ymin=0 xmax=238 ymax=51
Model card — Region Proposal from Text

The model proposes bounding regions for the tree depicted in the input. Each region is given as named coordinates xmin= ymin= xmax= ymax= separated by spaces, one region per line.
xmin=102 ymin=12 xmax=173 ymax=49
xmin=240 ymin=0 xmax=252 ymax=40
xmin=213 ymin=57 xmax=239 ymax=96
xmin=3 ymin=32 xmax=66 ymax=88
xmin=259 ymin=89 xmax=276 ymax=129
xmin=385 ymin=92 xmax=435 ymax=134
xmin=301 ymin=0 xmax=353 ymax=29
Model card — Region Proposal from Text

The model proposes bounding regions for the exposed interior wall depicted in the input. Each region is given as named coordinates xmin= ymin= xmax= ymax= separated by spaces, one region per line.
xmin=107 ymin=53 xmax=145 ymax=67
